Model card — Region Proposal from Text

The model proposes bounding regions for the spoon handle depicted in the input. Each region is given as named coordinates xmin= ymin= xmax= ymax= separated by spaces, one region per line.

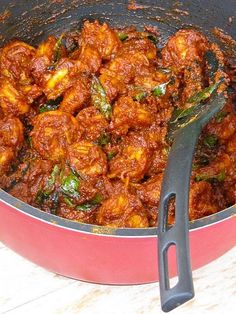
xmin=158 ymin=122 xmax=200 ymax=312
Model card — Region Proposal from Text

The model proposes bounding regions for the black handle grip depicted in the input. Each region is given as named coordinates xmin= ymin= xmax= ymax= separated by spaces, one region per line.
xmin=158 ymin=122 xmax=201 ymax=312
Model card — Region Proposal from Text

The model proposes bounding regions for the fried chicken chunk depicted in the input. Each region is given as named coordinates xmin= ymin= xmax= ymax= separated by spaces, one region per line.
xmin=31 ymin=111 xmax=79 ymax=161
xmin=67 ymin=141 xmax=107 ymax=177
xmin=96 ymin=193 xmax=149 ymax=227
xmin=0 ymin=117 xmax=24 ymax=174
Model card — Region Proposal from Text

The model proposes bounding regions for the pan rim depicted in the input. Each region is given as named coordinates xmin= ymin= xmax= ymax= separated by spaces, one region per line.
xmin=0 ymin=188 xmax=236 ymax=237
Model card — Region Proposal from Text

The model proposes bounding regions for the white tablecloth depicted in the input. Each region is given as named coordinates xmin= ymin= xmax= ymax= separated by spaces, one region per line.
xmin=1 ymin=241 xmax=236 ymax=314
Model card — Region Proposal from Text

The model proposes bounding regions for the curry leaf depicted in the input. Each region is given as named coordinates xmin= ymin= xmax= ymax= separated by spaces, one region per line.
xmin=195 ymin=170 xmax=225 ymax=182
xmin=35 ymin=165 xmax=60 ymax=205
xmin=96 ymin=133 xmax=111 ymax=146
xmin=152 ymin=81 xmax=169 ymax=97
xmin=35 ymin=189 xmax=50 ymax=204
xmin=133 ymin=91 xmax=147 ymax=101
xmin=54 ymin=34 xmax=64 ymax=62
xmin=61 ymin=173 xmax=80 ymax=198
xmin=170 ymin=82 xmax=220 ymax=124
xmin=118 ymin=33 xmax=128 ymax=41
xmin=147 ymin=34 xmax=157 ymax=44
xmin=215 ymin=111 xmax=229 ymax=123
xmin=64 ymin=197 xmax=74 ymax=207
xmin=68 ymin=164 xmax=83 ymax=179
xmin=158 ymin=68 xmax=171 ymax=74
xmin=26 ymin=136 xmax=33 ymax=148
xmin=171 ymin=106 xmax=196 ymax=123
xmin=91 ymin=193 xmax=103 ymax=205
xmin=47 ymin=165 xmax=60 ymax=187
xmin=76 ymin=193 xmax=102 ymax=211
xmin=192 ymin=163 xmax=199 ymax=171
xmin=76 ymin=203 xmax=94 ymax=211
xmin=47 ymin=34 xmax=65 ymax=70
xmin=39 ymin=96 xmax=63 ymax=113
xmin=91 ymin=76 xmax=112 ymax=119
xmin=107 ymin=151 xmax=117 ymax=160
xmin=203 ymin=134 xmax=218 ymax=148
xmin=187 ymin=83 xmax=218 ymax=104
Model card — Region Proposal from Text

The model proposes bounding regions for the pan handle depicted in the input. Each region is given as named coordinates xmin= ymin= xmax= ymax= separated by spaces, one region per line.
xmin=157 ymin=122 xmax=200 ymax=312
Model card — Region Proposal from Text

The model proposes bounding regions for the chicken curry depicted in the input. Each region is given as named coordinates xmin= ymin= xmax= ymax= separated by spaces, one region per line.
xmin=0 ymin=21 xmax=235 ymax=228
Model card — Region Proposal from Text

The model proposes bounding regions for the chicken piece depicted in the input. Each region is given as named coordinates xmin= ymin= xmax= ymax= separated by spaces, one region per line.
xmin=67 ymin=141 xmax=107 ymax=177
xmin=58 ymin=168 xmax=109 ymax=214
xmin=31 ymin=111 xmax=79 ymax=161
xmin=96 ymin=193 xmax=149 ymax=227
xmin=205 ymin=113 xmax=236 ymax=142
xmin=43 ymin=58 xmax=77 ymax=99
xmin=104 ymin=51 xmax=150 ymax=84
xmin=98 ymin=37 xmax=156 ymax=98
xmin=134 ymin=68 xmax=170 ymax=91
xmin=136 ymin=173 xmax=163 ymax=207
xmin=79 ymin=20 xmax=120 ymax=60
xmin=162 ymin=29 xmax=210 ymax=102
xmin=181 ymin=62 xmax=205 ymax=102
xmin=9 ymin=159 xmax=54 ymax=205
xmin=109 ymin=133 xmax=152 ymax=182
xmin=99 ymin=70 xmax=126 ymax=102
xmin=162 ymin=29 xmax=209 ymax=68
xmin=57 ymin=203 xmax=98 ymax=224
xmin=224 ymin=182 xmax=236 ymax=205
xmin=194 ymin=153 xmax=232 ymax=181
xmin=31 ymin=36 xmax=58 ymax=85
xmin=189 ymin=181 xmax=226 ymax=220
xmin=0 ymin=40 xmax=35 ymax=84
xmin=146 ymin=147 xmax=168 ymax=175
xmin=0 ymin=117 xmax=24 ymax=174
xmin=0 ymin=117 xmax=24 ymax=148
xmin=182 ymin=44 xmax=228 ymax=103
xmin=0 ymin=147 xmax=15 ymax=175
xmin=117 ymin=37 xmax=157 ymax=61
xmin=32 ymin=35 xmax=67 ymax=85
xmin=59 ymin=75 xmax=90 ymax=114
xmin=111 ymin=96 xmax=153 ymax=136
xmin=75 ymin=45 xmax=102 ymax=74
xmin=227 ymin=133 xmax=236 ymax=154
xmin=57 ymin=171 xmax=107 ymax=221
xmin=76 ymin=107 xmax=109 ymax=142
xmin=207 ymin=43 xmax=228 ymax=86
xmin=133 ymin=68 xmax=181 ymax=106
xmin=0 ymin=79 xmax=30 ymax=116
xmin=144 ymin=117 xmax=170 ymax=147
xmin=20 ymin=84 xmax=42 ymax=104
xmin=36 ymin=36 xmax=58 ymax=59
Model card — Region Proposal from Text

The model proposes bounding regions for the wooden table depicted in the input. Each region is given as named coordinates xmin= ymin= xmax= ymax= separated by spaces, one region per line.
xmin=1 ymin=241 xmax=236 ymax=314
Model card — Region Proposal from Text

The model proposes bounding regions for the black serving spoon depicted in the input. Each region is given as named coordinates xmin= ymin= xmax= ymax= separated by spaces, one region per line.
xmin=157 ymin=90 xmax=226 ymax=312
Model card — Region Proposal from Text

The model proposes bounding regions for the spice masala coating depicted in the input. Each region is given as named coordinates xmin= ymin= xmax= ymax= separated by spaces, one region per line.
xmin=0 ymin=21 xmax=235 ymax=227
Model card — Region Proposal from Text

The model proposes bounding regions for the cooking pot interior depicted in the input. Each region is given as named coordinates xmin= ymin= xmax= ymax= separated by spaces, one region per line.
xmin=0 ymin=0 xmax=235 ymax=236
xmin=0 ymin=0 xmax=235 ymax=51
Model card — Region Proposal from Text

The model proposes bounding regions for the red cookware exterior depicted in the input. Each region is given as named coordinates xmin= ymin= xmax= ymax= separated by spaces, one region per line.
xmin=0 ymin=191 xmax=236 ymax=284
xmin=0 ymin=0 xmax=236 ymax=285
